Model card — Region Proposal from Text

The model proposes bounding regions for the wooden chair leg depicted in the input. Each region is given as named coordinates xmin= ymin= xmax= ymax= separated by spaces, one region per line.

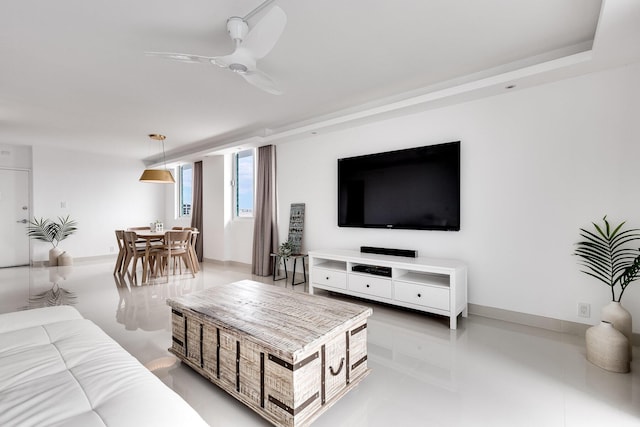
xmin=182 ymin=253 xmax=196 ymax=278
xmin=130 ymin=257 xmax=138 ymax=284
xmin=113 ymin=249 xmax=125 ymax=275
xmin=141 ymin=255 xmax=148 ymax=284
xmin=122 ymin=253 xmax=132 ymax=276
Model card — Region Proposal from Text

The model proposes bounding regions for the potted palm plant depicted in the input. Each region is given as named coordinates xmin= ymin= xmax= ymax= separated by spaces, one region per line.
xmin=27 ymin=215 xmax=78 ymax=266
xmin=574 ymin=215 xmax=640 ymax=370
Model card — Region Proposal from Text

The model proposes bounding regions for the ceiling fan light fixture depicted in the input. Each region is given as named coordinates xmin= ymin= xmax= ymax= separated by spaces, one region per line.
xmin=229 ymin=63 xmax=248 ymax=74
xmin=139 ymin=134 xmax=175 ymax=184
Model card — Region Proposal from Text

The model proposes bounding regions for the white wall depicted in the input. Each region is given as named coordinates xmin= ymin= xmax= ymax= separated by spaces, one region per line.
xmin=202 ymin=156 xmax=226 ymax=261
xmin=0 ymin=144 xmax=32 ymax=169
xmin=199 ymin=154 xmax=254 ymax=264
xmin=276 ymin=62 xmax=640 ymax=330
xmin=163 ymin=168 xmax=191 ymax=230
xmin=31 ymin=146 xmax=164 ymax=261
xmin=227 ymin=217 xmax=254 ymax=264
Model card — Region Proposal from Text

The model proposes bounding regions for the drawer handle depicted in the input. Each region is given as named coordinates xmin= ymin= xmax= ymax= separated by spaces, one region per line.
xmin=366 ymin=284 xmax=370 ymax=288
xmin=417 ymin=293 xmax=421 ymax=298
xmin=329 ymin=358 xmax=345 ymax=376
xmin=326 ymin=276 xmax=330 ymax=280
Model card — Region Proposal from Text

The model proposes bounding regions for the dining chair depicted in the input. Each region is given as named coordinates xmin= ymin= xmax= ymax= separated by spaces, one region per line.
xmin=123 ymin=231 xmax=153 ymax=284
xmin=154 ymin=230 xmax=195 ymax=280
xmin=184 ymin=227 xmax=200 ymax=273
xmin=113 ymin=230 xmax=126 ymax=275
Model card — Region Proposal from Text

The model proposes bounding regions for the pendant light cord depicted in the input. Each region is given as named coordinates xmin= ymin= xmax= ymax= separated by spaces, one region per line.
xmin=162 ymin=139 xmax=168 ymax=171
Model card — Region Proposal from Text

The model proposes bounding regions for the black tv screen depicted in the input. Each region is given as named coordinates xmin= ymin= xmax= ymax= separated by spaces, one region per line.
xmin=338 ymin=141 xmax=460 ymax=231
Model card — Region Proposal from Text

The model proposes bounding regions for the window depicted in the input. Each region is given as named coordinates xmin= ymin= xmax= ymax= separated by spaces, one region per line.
xmin=179 ymin=164 xmax=193 ymax=217
xmin=235 ymin=149 xmax=254 ymax=218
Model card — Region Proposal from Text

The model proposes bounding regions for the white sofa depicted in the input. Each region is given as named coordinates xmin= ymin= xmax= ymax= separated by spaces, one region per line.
xmin=0 ymin=306 xmax=209 ymax=427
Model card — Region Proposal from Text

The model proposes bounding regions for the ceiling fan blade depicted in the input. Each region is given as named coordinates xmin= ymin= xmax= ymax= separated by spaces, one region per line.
xmin=211 ymin=49 xmax=255 ymax=70
xmin=241 ymin=6 xmax=287 ymax=60
xmin=241 ymin=69 xmax=283 ymax=95
xmin=210 ymin=54 xmax=234 ymax=68
xmin=145 ymin=52 xmax=214 ymax=64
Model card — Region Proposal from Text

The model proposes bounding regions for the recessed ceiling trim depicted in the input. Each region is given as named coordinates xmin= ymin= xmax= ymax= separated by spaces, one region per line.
xmin=161 ymin=49 xmax=594 ymax=160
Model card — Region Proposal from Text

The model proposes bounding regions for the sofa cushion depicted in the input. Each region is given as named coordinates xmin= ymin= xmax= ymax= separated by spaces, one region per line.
xmin=0 ymin=306 xmax=208 ymax=427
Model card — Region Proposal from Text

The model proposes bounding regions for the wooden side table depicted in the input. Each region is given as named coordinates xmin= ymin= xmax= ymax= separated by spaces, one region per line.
xmin=270 ymin=253 xmax=308 ymax=286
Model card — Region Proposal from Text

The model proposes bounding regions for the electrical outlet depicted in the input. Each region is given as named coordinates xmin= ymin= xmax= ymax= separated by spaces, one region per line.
xmin=578 ymin=302 xmax=591 ymax=318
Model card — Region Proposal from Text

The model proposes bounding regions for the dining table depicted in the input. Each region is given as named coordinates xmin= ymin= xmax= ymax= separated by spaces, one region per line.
xmin=128 ymin=229 xmax=200 ymax=283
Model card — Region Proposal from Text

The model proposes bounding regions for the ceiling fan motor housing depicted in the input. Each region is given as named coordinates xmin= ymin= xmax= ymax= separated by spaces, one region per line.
xmin=227 ymin=17 xmax=249 ymax=42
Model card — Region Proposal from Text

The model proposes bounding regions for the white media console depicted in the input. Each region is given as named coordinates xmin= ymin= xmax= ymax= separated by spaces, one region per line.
xmin=309 ymin=249 xmax=468 ymax=329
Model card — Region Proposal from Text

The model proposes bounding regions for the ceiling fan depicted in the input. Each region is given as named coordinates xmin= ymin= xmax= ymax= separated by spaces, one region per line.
xmin=146 ymin=0 xmax=287 ymax=95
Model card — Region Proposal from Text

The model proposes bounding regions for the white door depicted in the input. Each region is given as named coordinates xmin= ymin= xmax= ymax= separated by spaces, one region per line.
xmin=0 ymin=169 xmax=30 ymax=267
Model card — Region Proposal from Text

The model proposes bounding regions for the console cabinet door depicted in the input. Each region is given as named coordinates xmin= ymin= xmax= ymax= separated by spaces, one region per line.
xmin=348 ymin=274 xmax=392 ymax=299
xmin=313 ymin=267 xmax=347 ymax=290
xmin=394 ymin=281 xmax=449 ymax=311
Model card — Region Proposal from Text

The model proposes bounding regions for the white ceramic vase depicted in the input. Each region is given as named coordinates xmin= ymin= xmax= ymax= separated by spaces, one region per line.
xmin=49 ymin=247 xmax=62 ymax=267
xmin=586 ymin=321 xmax=630 ymax=373
xmin=58 ymin=251 xmax=73 ymax=266
xmin=601 ymin=301 xmax=633 ymax=360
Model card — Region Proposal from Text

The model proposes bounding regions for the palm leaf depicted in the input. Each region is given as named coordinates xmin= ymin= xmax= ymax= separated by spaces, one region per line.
xmin=55 ymin=215 xmax=78 ymax=242
xmin=26 ymin=215 xmax=77 ymax=248
xmin=574 ymin=215 xmax=640 ymax=302
xmin=616 ymin=253 xmax=640 ymax=301
xmin=26 ymin=217 xmax=57 ymax=246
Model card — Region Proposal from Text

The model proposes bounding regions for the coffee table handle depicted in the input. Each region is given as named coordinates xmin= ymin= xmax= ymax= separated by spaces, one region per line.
xmin=329 ymin=358 xmax=345 ymax=376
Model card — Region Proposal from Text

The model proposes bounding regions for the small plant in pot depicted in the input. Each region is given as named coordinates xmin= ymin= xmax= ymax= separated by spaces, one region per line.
xmin=27 ymin=215 xmax=78 ymax=266
xmin=574 ymin=215 xmax=640 ymax=370
xmin=278 ymin=241 xmax=293 ymax=259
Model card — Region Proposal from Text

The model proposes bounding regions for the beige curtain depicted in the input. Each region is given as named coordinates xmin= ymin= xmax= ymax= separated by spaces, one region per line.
xmin=190 ymin=161 xmax=203 ymax=262
xmin=252 ymin=145 xmax=278 ymax=276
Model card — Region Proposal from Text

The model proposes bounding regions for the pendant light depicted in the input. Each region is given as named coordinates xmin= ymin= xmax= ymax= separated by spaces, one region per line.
xmin=139 ymin=134 xmax=175 ymax=183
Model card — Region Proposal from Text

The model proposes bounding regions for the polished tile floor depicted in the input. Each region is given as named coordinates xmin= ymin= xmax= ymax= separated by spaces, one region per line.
xmin=1 ymin=260 xmax=639 ymax=427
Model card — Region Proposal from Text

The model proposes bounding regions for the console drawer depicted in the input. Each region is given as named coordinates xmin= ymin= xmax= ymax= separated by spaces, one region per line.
xmin=349 ymin=274 xmax=392 ymax=299
xmin=394 ymin=281 xmax=449 ymax=311
xmin=313 ymin=267 xmax=347 ymax=290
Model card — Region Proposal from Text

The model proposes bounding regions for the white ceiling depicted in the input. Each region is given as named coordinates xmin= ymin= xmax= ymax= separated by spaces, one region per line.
xmin=1 ymin=0 xmax=638 ymax=163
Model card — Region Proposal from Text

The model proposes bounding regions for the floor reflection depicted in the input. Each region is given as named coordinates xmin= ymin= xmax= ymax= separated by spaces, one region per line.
xmin=113 ymin=272 xmax=204 ymax=331
xmin=368 ymin=316 xmax=465 ymax=391
xmin=0 ymin=260 xmax=639 ymax=427
xmin=24 ymin=266 xmax=77 ymax=309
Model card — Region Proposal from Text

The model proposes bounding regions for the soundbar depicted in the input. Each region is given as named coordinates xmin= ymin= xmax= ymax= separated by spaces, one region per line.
xmin=360 ymin=246 xmax=418 ymax=258
xmin=352 ymin=264 xmax=392 ymax=277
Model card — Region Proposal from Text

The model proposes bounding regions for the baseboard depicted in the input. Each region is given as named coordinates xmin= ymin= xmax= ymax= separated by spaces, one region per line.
xmin=201 ymin=258 xmax=307 ymax=283
xmin=28 ymin=255 xmax=637 ymax=344
xmin=202 ymin=258 xmax=251 ymax=268
xmin=32 ymin=254 xmax=116 ymax=267
xmin=468 ymin=303 xmax=639 ymax=345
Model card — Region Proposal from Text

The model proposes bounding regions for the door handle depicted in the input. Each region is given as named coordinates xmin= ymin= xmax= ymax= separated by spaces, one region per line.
xmin=16 ymin=219 xmax=28 ymax=224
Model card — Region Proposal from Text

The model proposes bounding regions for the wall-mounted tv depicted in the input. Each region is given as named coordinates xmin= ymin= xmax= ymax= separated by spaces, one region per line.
xmin=338 ymin=141 xmax=460 ymax=231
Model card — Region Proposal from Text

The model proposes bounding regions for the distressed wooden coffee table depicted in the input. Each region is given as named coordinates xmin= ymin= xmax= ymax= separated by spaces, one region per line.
xmin=167 ymin=280 xmax=372 ymax=427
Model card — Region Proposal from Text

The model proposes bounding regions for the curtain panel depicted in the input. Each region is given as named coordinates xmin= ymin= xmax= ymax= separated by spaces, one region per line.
xmin=252 ymin=145 xmax=278 ymax=276
xmin=190 ymin=160 xmax=203 ymax=262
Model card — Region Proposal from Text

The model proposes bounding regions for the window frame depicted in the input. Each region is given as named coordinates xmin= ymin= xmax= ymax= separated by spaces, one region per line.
xmin=177 ymin=163 xmax=193 ymax=218
xmin=233 ymin=148 xmax=256 ymax=219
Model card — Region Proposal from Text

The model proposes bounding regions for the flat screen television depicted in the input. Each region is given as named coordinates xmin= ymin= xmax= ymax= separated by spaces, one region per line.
xmin=338 ymin=141 xmax=460 ymax=231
